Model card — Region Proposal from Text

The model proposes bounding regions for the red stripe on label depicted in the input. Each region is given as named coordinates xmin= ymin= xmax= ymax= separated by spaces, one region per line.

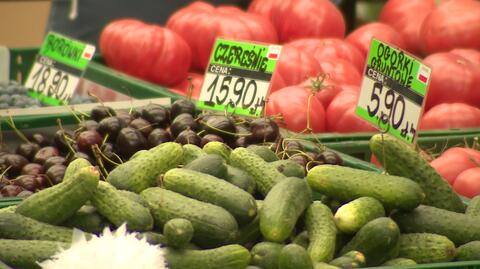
xmin=83 ymin=53 xmax=91 ymax=59
xmin=268 ymin=53 xmax=278 ymax=59
xmin=418 ymin=74 xmax=428 ymax=83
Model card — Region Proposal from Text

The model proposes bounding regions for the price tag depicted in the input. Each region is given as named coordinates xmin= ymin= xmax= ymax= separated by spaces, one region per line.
xmin=24 ymin=32 xmax=95 ymax=106
xmin=197 ymin=38 xmax=282 ymax=117
xmin=356 ymin=39 xmax=431 ymax=144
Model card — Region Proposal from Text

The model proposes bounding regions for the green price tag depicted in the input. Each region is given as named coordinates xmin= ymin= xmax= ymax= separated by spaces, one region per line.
xmin=24 ymin=32 xmax=95 ymax=106
xmin=356 ymin=39 xmax=431 ymax=144
xmin=197 ymin=38 xmax=282 ymax=117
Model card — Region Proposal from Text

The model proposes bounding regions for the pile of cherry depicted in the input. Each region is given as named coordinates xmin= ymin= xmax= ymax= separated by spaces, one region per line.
xmin=0 ymin=99 xmax=342 ymax=198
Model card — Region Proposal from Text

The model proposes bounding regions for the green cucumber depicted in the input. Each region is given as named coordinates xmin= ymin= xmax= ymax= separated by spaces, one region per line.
xmin=0 ymin=205 xmax=16 ymax=213
xmin=245 ymin=266 xmax=262 ymax=269
xmin=293 ymin=231 xmax=310 ymax=249
xmin=184 ymin=154 xmax=228 ymax=179
xmin=382 ymin=258 xmax=417 ymax=266
xmin=63 ymin=157 xmax=91 ymax=181
xmin=305 ymin=201 xmax=336 ymax=263
xmin=392 ymin=205 xmax=480 ymax=245
xmin=306 ymin=165 xmax=424 ymax=211
xmin=107 ymin=142 xmax=183 ymax=193
xmin=203 ymin=141 xmax=231 ymax=161
xmin=314 ymin=262 xmax=340 ymax=269
xmin=164 ymin=218 xmax=194 ymax=249
xmin=165 ymin=244 xmax=250 ymax=269
xmin=466 ymin=196 xmax=480 ymax=217
xmin=90 ymin=181 xmax=153 ymax=232
xmin=0 ymin=261 xmax=12 ymax=269
xmin=233 ymin=201 xmax=263 ymax=247
xmin=456 ymin=241 xmax=480 ymax=261
xmin=398 ymin=233 xmax=456 ymax=263
xmin=183 ymin=144 xmax=206 ymax=164
xmin=0 ymin=213 xmax=75 ymax=242
xmin=225 ymin=165 xmax=256 ymax=194
xmin=334 ymin=197 xmax=385 ymax=234
xmin=16 ymin=166 xmax=99 ymax=225
xmin=230 ymin=147 xmax=286 ymax=196
xmin=260 ymin=177 xmax=312 ymax=242
xmin=341 ymin=217 xmax=400 ymax=266
xmin=117 ymin=190 xmax=149 ymax=207
xmin=137 ymin=231 xmax=167 ymax=245
xmin=329 ymin=256 xmax=363 ymax=269
xmin=370 ymin=134 xmax=465 ymax=212
xmin=130 ymin=149 xmax=149 ymax=160
xmin=251 ymin=242 xmax=284 ymax=269
xmin=140 ymin=187 xmax=238 ymax=247
xmin=247 ymin=145 xmax=279 ymax=162
xmin=278 ymin=244 xmax=314 ymax=269
xmin=270 ymin=160 xmax=305 ymax=178
xmin=0 ymin=239 xmax=68 ymax=269
xmin=164 ymin=168 xmax=257 ymax=225
xmin=62 ymin=205 xmax=110 ymax=234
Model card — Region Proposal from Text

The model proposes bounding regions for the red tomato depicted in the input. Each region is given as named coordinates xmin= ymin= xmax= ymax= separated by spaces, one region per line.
xmin=171 ymin=73 xmax=204 ymax=99
xmin=269 ymin=45 xmax=322 ymax=93
xmin=430 ymin=147 xmax=480 ymax=184
xmin=420 ymin=103 xmax=480 ymax=130
xmin=249 ymin=0 xmax=345 ymax=42
xmin=453 ymin=167 xmax=480 ymax=198
xmin=100 ymin=19 xmax=191 ymax=86
xmin=423 ymin=52 xmax=480 ymax=110
xmin=318 ymin=58 xmax=362 ymax=86
xmin=288 ymin=38 xmax=365 ymax=73
xmin=379 ymin=0 xmax=435 ymax=56
xmin=266 ymin=85 xmax=326 ymax=133
xmin=450 ymin=48 xmax=480 ymax=66
xmin=326 ymin=90 xmax=377 ymax=133
xmin=167 ymin=1 xmax=277 ymax=70
xmin=345 ymin=22 xmax=407 ymax=62
xmin=420 ymin=0 xmax=480 ymax=54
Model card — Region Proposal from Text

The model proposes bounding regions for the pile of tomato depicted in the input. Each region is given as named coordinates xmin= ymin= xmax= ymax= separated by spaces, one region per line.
xmin=99 ymin=0 xmax=480 ymax=134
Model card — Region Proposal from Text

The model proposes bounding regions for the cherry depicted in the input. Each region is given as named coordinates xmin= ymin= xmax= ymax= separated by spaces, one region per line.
xmin=33 ymin=146 xmax=60 ymax=165
xmin=76 ymin=130 xmax=102 ymax=154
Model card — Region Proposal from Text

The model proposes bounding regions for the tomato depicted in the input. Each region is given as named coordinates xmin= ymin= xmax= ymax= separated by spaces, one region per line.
xmin=420 ymin=0 xmax=480 ymax=54
xmin=379 ymin=0 xmax=435 ymax=56
xmin=423 ymin=52 xmax=480 ymax=110
xmin=265 ymin=85 xmax=326 ymax=133
xmin=269 ymin=45 xmax=322 ymax=93
xmin=345 ymin=22 xmax=407 ymax=61
xmin=450 ymin=48 xmax=480 ymax=66
xmin=100 ymin=19 xmax=191 ymax=86
xmin=249 ymin=0 xmax=345 ymax=42
xmin=430 ymin=147 xmax=480 ymax=185
xmin=326 ymin=90 xmax=377 ymax=133
xmin=453 ymin=167 xmax=480 ymax=198
xmin=167 ymin=1 xmax=277 ymax=71
xmin=420 ymin=103 xmax=480 ymax=130
xmin=171 ymin=73 xmax=204 ymax=99
xmin=288 ymin=38 xmax=365 ymax=73
xmin=297 ymin=76 xmax=343 ymax=109
xmin=318 ymin=58 xmax=362 ymax=86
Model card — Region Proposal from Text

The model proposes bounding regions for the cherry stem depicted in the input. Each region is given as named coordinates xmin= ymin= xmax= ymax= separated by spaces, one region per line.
xmin=5 ymin=115 xmax=30 ymax=144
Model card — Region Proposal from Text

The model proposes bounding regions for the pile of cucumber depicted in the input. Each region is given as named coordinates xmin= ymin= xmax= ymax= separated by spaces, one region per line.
xmin=0 ymin=134 xmax=479 ymax=269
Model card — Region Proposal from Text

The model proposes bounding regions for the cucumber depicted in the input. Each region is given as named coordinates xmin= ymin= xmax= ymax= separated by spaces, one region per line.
xmin=392 ymin=205 xmax=480 ymax=245
xmin=0 ymin=213 xmax=75 ymax=242
xmin=225 ymin=165 xmax=256 ymax=194
xmin=184 ymin=154 xmax=228 ymax=179
xmin=245 ymin=266 xmax=262 ymax=269
xmin=370 ymin=134 xmax=465 ymax=212
xmin=62 ymin=205 xmax=110 ymax=234
xmin=230 ymin=147 xmax=286 ymax=196
xmin=16 ymin=166 xmax=99 ymax=224
xmin=63 ymin=157 xmax=91 ymax=181
xmin=164 ymin=168 xmax=257 ymax=225
xmin=0 ymin=205 xmax=16 ymax=213
xmin=251 ymin=242 xmax=284 ymax=269
xmin=314 ymin=262 xmax=340 ymax=269
xmin=293 ymin=231 xmax=310 ymax=249
xmin=456 ymin=241 xmax=480 ymax=261
xmin=382 ymin=258 xmax=417 ymax=266
xmin=247 ymin=145 xmax=279 ymax=162
xmin=203 ymin=141 xmax=231 ymax=161
xmin=334 ymin=197 xmax=385 ymax=234
xmin=278 ymin=244 xmax=314 ymax=269
xmin=329 ymin=256 xmax=363 ymax=269
xmin=90 ymin=181 xmax=153 ymax=232
xmin=233 ymin=201 xmax=263 ymax=247
xmin=107 ymin=142 xmax=183 ymax=193
xmin=0 ymin=239 xmax=68 ymax=269
xmin=164 ymin=218 xmax=194 ymax=248
xmin=270 ymin=160 xmax=305 ymax=178
xmin=260 ymin=177 xmax=312 ymax=242
xmin=130 ymin=149 xmax=149 ymax=160
xmin=0 ymin=261 xmax=12 ymax=269
xmin=165 ymin=244 xmax=250 ymax=269
xmin=398 ymin=233 xmax=456 ymax=263
xmin=183 ymin=144 xmax=206 ymax=164
xmin=466 ymin=196 xmax=480 ymax=217
xmin=117 ymin=190 xmax=149 ymax=207
xmin=341 ymin=217 xmax=400 ymax=266
xmin=140 ymin=187 xmax=238 ymax=247
xmin=305 ymin=201 xmax=336 ymax=263
xmin=137 ymin=231 xmax=168 ymax=245
xmin=306 ymin=165 xmax=424 ymax=211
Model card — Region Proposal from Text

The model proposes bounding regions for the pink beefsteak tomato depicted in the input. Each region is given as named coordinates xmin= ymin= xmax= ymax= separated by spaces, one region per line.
xmin=171 ymin=73 xmax=204 ymax=99
xmin=450 ymin=48 xmax=480 ymax=66
xmin=453 ymin=167 xmax=480 ymax=198
xmin=420 ymin=103 xmax=480 ymax=130
xmin=430 ymin=147 xmax=480 ymax=185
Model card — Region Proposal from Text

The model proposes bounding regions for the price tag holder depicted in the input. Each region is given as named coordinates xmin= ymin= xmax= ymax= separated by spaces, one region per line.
xmin=24 ymin=32 xmax=96 ymax=106
xmin=356 ymin=39 xmax=431 ymax=144
xmin=197 ymin=38 xmax=282 ymax=117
